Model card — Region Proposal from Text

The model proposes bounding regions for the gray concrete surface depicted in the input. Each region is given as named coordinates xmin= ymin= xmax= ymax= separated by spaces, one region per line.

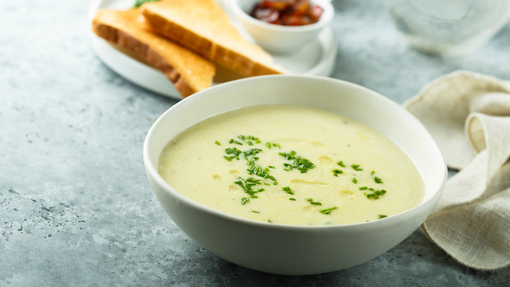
xmin=1 ymin=0 xmax=510 ymax=286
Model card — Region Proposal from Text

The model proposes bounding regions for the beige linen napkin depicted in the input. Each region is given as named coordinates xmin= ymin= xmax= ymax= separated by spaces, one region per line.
xmin=404 ymin=70 xmax=510 ymax=270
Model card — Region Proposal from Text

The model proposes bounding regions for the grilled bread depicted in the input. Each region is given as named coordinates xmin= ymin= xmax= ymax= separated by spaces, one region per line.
xmin=141 ymin=0 xmax=285 ymax=77
xmin=92 ymin=9 xmax=215 ymax=97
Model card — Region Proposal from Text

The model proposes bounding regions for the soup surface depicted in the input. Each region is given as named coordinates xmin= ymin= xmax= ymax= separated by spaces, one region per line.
xmin=158 ymin=105 xmax=424 ymax=225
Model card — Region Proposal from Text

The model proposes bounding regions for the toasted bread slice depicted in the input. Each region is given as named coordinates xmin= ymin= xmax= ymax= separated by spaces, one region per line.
xmin=92 ymin=9 xmax=215 ymax=97
xmin=141 ymin=0 xmax=285 ymax=77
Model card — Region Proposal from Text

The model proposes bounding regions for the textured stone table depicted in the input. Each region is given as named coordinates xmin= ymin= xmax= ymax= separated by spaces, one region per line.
xmin=1 ymin=0 xmax=509 ymax=286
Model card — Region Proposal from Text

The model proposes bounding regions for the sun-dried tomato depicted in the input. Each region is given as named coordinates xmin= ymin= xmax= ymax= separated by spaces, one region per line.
xmin=250 ymin=0 xmax=323 ymax=26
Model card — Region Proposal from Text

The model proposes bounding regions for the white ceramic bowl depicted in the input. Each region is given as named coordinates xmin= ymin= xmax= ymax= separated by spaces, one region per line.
xmin=230 ymin=0 xmax=334 ymax=54
xmin=143 ymin=75 xmax=447 ymax=275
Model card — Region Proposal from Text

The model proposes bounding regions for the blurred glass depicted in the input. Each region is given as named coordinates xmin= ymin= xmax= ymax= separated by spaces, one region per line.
xmin=382 ymin=0 xmax=510 ymax=56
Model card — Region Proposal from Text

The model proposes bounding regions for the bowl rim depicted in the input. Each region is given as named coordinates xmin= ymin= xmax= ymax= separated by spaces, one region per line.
xmin=143 ymin=75 xmax=447 ymax=231
xmin=230 ymin=0 xmax=334 ymax=32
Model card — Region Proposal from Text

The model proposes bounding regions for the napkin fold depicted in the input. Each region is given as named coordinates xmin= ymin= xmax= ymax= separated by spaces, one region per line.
xmin=404 ymin=70 xmax=510 ymax=270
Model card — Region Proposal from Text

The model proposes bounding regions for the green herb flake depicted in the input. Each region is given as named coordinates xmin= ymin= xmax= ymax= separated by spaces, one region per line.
xmin=282 ymin=186 xmax=294 ymax=195
xmin=374 ymin=176 xmax=383 ymax=184
xmin=351 ymin=164 xmax=363 ymax=171
xmin=332 ymin=169 xmax=343 ymax=177
xmin=235 ymin=177 xmax=265 ymax=199
xmin=365 ymin=189 xmax=387 ymax=200
xmin=241 ymin=197 xmax=250 ymax=205
xmin=320 ymin=207 xmax=338 ymax=214
xmin=237 ymin=135 xmax=260 ymax=146
xmin=378 ymin=215 xmax=387 ymax=219
xmin=265 ymin=142 xmax=272 ymax=149
xmin=246 ymin=163 xmax=278 ymax=185
xmin=279 ymin=150 xmax=315 ymax=173
xmin=371 ymin=171 xmax=375 ymax=175
xmin=359 ymin=186 xmax=368 ymax=190
xmin=242 ymin=148 xmax=262 ymax=160
xmin=289 ymin=198 xmax=296 ymax=201
xmin=252 ymin=210 xmax=260 ymax=214
xmin=229 ymin=138 xmax=243 ymax=145
xmin=352 ymin=177 xmax=358 ymax=184
xmin=268 ymin=166 xmax=275 ymax=169
xmin=224 ymin=147 xmax=242 ymax=161
xmin=134 ymin=0 xmax=159 ymax=8
xmin=306 ymin=198 xmax=322 ymax=205
xmin=337 ymin=161 xmax=346 ymax=167
xmin=215 ymin=141 xmax=221 ymax=146
xmin=268 ymin=219 xmax=273 ymax=223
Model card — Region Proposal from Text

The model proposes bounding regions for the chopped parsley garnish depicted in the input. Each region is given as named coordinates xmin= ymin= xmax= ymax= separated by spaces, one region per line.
xmin=229 ymin=139 xmax=243 ymax=145
xmin=332 ymin=169 xmax=343 ymax=177
xmin=246 ymin=163 xmax=278 ymax=185
xmin=224 ymin=147 xmax=242 ymax=161
xmin=378 ymin=215 xmax=387 ymax=219
xmin=234 ymin=177 xmax=265 ymax=198
xmin=282 ymin=186 xmax=294 ymax=195
xmin=237 ymin=135 xmax=261 ymax=146
xmin=268 ymin=219 xmax=273 ymax=223
xmin=224 ymin=147 xmax=262 ymax=162
xmin=320 ymin=207 xmax=338 ymax=214
xmin=266 ymin=142 xmax=281 ymax=149
xmin=252 ymin=211 xmax=260 ymax=214
xmin=306 ymin=198 xmax=322 ymax=205
xmin=279 ymin=150 xmax=315 ymax=173
xmin=222 ymin=135 xmax=388 ymax=208
xmin=242 ymin=148 xmax=262 ymax=160
xmin=351 ymin=164 xmax=363 ymax=171
xmin=364 ymin=189 xmax=387 ymax=200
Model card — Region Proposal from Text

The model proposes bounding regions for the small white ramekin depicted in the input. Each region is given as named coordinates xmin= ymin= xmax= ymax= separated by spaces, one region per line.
xmin=230 ymin=0 xmax=334 ymax=54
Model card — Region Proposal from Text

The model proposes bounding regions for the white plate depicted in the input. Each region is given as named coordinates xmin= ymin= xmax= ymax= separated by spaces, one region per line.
xmin=88 ymin=0 xmax=337 ymax=99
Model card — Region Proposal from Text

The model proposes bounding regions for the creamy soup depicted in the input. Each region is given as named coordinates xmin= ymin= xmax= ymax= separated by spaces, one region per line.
xmin=158 ymin=105 xmax=424 ymax=225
